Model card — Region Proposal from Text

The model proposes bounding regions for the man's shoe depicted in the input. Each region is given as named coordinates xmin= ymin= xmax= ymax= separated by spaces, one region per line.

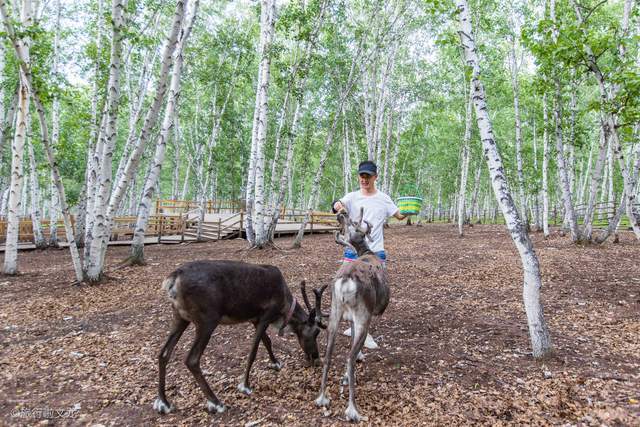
xmin=343 ymin=328 xmax=379 ymax=350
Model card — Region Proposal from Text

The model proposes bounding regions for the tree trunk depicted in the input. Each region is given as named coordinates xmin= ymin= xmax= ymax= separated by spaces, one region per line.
xmin=3 ymin=80 xmax=28 ymax=274
xmin=2 ymin=0 xmax=33 ymax=274
xmin=249 ymin=0 xmax=276 ymax=248
xmin=583 ymin=121 xmax=609 ymax=241
xmin=27 ymin=137 xmax=46 ymax=248
xmin=130 ymin=0 xmax=198 ymax=264
xmin=510 ymin=41 xmax=528 ymax=229
xmin=456 ymin=0 xmax=551 ymax=358
xmin=84 ymin=0 xmax=127 ymax=281
xmin=458 ymin=79 xmax=473 ymax=237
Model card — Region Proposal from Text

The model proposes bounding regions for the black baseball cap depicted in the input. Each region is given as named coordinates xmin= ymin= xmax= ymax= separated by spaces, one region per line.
xmin=358 ymin=161 xmax=377 ymax=176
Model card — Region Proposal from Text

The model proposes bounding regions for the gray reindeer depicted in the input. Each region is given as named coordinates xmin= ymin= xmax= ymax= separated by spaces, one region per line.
xmin=315 ymin=208 xmax=390 ymax=422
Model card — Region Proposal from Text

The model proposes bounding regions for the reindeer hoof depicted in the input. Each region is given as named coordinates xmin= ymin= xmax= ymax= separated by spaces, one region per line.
xmin=153 ymin=398 xmax=173 ymax=414
xmin=237 ymin=383 xmax=253 ymax=396
xmin=206 ymin=400 xmax=226 ymax=414
xmin=315 ymin=394 xmax=330 ymax=407
xmin=356 ymin=351 xmax=365 ymax=362
xmin=269 ymin=361 xmax=283 ymax=371
xmin=345 ymin=405 xmax=363 ymax=423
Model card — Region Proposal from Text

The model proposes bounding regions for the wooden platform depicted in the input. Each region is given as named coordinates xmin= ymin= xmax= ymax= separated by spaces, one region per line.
xmin=0 ymin=212 xmax=338 ymax=252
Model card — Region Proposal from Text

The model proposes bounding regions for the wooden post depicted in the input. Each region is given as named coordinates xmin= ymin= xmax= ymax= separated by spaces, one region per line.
xmin=158 ymin=215 xmax=163 ymax=243
xmin=156 ymin=199 xmax=160 ymax=214
xmin=217 ymin=217 xmax=221 ymax=240
xmin=310 ymin=211 xmax=314 ymax=234
xmin=239 ymin=210 xmax=244 ymax=238
xmin=181 ymin=213 xmax=185 ymax=243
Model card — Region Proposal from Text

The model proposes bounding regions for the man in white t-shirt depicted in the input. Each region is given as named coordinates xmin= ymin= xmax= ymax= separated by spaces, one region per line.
xmin=332 ymin=160 xmax=408 ymax=263
xmin=331 ymin=160 xmax=409 ymax=348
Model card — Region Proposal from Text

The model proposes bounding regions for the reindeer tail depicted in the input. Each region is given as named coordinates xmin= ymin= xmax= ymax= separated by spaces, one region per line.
xmin=161 ymin=272 xmax=180 ymax=299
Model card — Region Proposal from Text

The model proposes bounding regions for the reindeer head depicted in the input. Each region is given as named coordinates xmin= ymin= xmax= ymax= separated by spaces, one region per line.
xmin=335 ymin=207 xmax=374 ymax=256
xmin=290 ymin=281 xmax=327 ymax=367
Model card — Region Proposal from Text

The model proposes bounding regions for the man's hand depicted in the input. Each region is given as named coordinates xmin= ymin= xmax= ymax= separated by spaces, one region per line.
xmin=333 ymin=201 xmax=345 ymax=213
xmin=393 ymin=211 xmax=409 ymax=221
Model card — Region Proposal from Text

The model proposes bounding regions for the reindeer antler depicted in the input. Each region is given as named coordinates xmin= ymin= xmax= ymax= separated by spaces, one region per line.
xmin=313 ymin=284 xmax=329 ymax=328
xmin=300 ymin=280 xmax=313 ymax=313
xmin=362 ymin=219 xmax=373 ymax=241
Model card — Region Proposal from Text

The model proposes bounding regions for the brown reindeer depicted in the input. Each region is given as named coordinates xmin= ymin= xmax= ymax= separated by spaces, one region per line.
xmin=153 ymin=260 xmax=327 ymax=415
xmin=315 ymin=208 xmax=390 ymax=422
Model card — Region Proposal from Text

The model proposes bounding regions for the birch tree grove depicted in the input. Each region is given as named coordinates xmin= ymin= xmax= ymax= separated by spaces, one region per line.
xmin=0 ymin=0 xmax=637 ymax=287
xmin=0 ymin=0 xmax=84 ymax=281
xmin=456 ymin=0 xmax=552 ymax=358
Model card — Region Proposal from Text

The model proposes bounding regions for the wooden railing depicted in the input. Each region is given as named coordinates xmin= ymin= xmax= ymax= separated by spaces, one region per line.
xmin=156 ymin=199 xmax=245 ymax=215
xmin=0 ymin=214 xmax=185 ymax=244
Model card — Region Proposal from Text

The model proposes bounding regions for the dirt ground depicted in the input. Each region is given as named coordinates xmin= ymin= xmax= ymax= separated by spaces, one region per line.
xmin=0 ymin=224 xmax=638 ymax=426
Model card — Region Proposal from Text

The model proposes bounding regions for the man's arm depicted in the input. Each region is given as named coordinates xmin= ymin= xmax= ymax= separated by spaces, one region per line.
xmin=332 ymin=200 xmax=345 ymax=213
xmin=393 ymin=210 xmax=407 ymax=221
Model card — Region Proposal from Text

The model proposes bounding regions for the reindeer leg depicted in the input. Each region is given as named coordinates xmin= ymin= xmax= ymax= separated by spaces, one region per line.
xmin=260 ymin=332 xmax=282 ymax=371
xmin=345 ymin=315 xmax=371 ymax=423
xmin=184 ymin=321 xmax=225 ymax=414
xmin=315 ymin=292 xmax=343 ymax=408
xmin=239 ymin=320 xmax=269 ymax=395
xmin=154 ymin=313 xmax=189 ymax=414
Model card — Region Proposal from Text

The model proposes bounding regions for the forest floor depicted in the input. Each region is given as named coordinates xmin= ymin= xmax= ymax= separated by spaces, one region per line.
xmin=1 ymin=224 xmax=639 ymax=426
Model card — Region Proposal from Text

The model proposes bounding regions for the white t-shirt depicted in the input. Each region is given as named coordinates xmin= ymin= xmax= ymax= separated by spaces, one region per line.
xmin=339 ymin=190 xmax=399 ymax=253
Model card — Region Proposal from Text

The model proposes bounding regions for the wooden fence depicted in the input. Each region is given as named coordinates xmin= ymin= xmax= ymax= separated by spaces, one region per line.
xmin=0 ymin=214 xmax=185 ymax=244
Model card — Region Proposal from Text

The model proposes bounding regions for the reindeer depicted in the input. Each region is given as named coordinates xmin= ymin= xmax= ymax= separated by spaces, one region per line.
xmin=153 ymin=260 xmax=327 ymax=415
xmin=315 ymin=208 xmax=390 ymax=422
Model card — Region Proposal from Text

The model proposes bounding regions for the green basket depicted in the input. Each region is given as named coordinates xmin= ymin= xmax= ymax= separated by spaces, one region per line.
xmin=397 ymin=196 xmax=423 ymax=215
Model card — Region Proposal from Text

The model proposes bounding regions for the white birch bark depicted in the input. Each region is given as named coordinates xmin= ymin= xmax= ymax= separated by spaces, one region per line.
xmin=382 ymin=110 xmax=393 ymax=193
xmin=27 ymin=137 xmax=46 ymax=248
xmin=583 ymin=122 xmax=609 ymax=241
xmin=48 ymin=0 xmax=61 ymax=248
xmin=456 ymin=0 xmax=551 ymax=358
xmin=458 ymin=79 xmax=473 ymax=237
xmin=389 ymin=130 xmax=401 ymax=196
xmin=0 ymin=89 xmax=18 ymax=160
xmin=509 ymin=40 xmax=528 ymax=229
xmin=3 ymin=80 xmax=28 ymax=273
xmin=171 ymin=113 xmax=180 ymax=200
xmin=249 ymin=0 xmax=276 ymax=248
xmin=342 ymin=115 xmax=353 ymax=193
xmin=470 ymin=164 xmax=482 ymax=221
xmin=130 ymin=0 xmax=198 ymax=263
xmin=2 ymin=0 xmax=32 ymax=274
xmin=84 ymin=0 xmax=126 ymax=281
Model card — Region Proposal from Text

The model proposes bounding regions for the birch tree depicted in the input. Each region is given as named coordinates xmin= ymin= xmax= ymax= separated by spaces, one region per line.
xmin=84 ymin=0 xmax=127 ymax=281
xmin=456 ymin=0 xmax=551 ymax=358
xmin=246 ymin=0 xmax=276 ymax=248
xmin=129 ymin=0 xmax=198 ymax=264
xmin=2 ymin=0 xmax=32 ymax=274
xmin=458 ymin=79 xmax=473 ymax=237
